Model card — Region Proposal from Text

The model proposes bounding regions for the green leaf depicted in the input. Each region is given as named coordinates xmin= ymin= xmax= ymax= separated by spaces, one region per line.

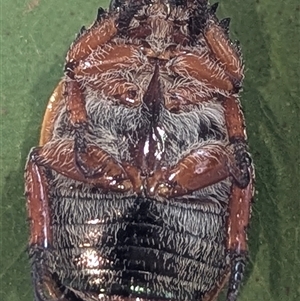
xmin=1 ymin=1 xmax=299 ymax=300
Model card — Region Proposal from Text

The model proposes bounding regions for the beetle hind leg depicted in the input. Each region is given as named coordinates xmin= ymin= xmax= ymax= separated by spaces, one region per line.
xmin=226 ymin=252 xmax=247 ymax=301
xmin=30 ymin=256 xmax=66 ymax=301
xmin=230 ymin=140 xmax=252 ymax=189
xmin=30 ymin=255 xmax=80 ymax=301
xmin=26 ymin=157 xmax=69 ymax=301
xmin=221 ymin=94 xmax=254 ymax=300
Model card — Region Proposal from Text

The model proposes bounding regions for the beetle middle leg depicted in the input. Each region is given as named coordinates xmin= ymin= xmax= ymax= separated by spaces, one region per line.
xmin=155 ymin=45 xmax=252 ymax=299
xmin=62 ymin=42 xmax=145 ymax=191
xmin=146 ymin=100 xmax=252 ymax=198
xmin=26 ymin=78 xmax=141 ymax=193
xmin=169 ymin=51 xmax=236 ymax=93
xmin=61 ymin=76 xmax=142 ymax=192
xmin=64 ymin=44 xmax=141 ymax=173
xmin=168 ymin=29 xmax=253 ymax=298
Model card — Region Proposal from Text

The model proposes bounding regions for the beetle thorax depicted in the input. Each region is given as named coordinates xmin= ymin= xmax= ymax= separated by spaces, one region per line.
xmin=145 ymin=17 xmax=174 ymax=53
xmin=129 ymin=4 xmax=190 ymax=54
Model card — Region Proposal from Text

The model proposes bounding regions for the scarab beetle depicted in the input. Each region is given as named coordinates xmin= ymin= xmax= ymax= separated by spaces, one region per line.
xmin=25 ymin=1 xmax=254 ymax=300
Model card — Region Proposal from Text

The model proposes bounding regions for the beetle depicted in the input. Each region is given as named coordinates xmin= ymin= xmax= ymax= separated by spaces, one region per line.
xmin=25 ymin=0 xmax=254 ymax=300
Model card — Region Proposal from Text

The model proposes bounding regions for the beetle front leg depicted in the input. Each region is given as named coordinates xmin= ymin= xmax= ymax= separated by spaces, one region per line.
xmin=68 ymin=43 xmax=142 ymax=79
xmin=204 ymin=22 xmax=243 ymax=82
xmin=66 ymin=14 xmax=118 ymax=67
xmin=169 ymin=52 xmax=236 ymax=92
xmin=66 ymin=44 xmax=143 ymax=107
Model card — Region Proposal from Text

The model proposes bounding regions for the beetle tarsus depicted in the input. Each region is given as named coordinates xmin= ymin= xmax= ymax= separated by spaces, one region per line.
xmin=227 ymin=251 xmax=247 ymax=301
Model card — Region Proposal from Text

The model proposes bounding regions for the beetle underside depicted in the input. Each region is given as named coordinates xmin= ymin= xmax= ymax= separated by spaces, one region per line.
xmin=25 ymin=1 xmax=254 ymax=301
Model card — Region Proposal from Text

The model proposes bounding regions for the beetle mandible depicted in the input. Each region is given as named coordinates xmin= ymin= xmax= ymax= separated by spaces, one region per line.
xmin=25 ymin=1 xmax=254 ymax=300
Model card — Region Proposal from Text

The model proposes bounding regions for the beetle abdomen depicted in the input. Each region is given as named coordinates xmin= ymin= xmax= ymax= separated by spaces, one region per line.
xmin=43 ymin=177 xmax=229 ymax=300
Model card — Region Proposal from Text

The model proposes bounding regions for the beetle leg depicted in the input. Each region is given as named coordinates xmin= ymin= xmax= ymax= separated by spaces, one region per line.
xmin=25 ymin=159 xmax=52 ymax=247
xmin=222 ymin=96 xmax=253 ymax=245
xmin=146 ymin=141 xmax=253 ymax=301
xmin=64 ymin=78 xmax=109 ymax=180
xmin=222 ymin=96 xmax=251 ymax=189
xmin=98 ymin=75 xmax=141 ymax=107
xmin=31 ymin=255 xmax=70 ymax=301
xmin=219 ymin=95 xmax=254 ymax=301
xmin=225 ymin=180 xmax=253 ymax=301
xmin=25 ymin=143 xmax=141 ymax=300
xmin=146 ymin=143 xmax=247 ymax=198
xmin=63 ymin=78 xmax=141 ymax=192
xmin=66 ymin=43 xmax=143 ymax=107
xmin=67 ymin=43 xmax=142 ymax=79
xmin=64 ymin=80 xmax=87 ymax=125
xmin=168 ymin=51 xmax=235 ymax=92
xmin=168 ymin=19 xmax=243 ymax=95
xmin=29 ymin=142 xmax=139 ymax=193
xmin=204 ymin=22 xmax=243 ymax=82
xmin=165 ymin=83 xmax=214 ymax=112
xmin=25 ymin=156 xmax=69 ymax=301
xmin=66 ymin=15 xmax=118 ymax=67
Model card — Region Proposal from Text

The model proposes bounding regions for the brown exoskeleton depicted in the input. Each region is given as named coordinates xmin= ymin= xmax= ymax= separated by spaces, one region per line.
xmin=25 ymin=1 xmax=254 ymax=300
